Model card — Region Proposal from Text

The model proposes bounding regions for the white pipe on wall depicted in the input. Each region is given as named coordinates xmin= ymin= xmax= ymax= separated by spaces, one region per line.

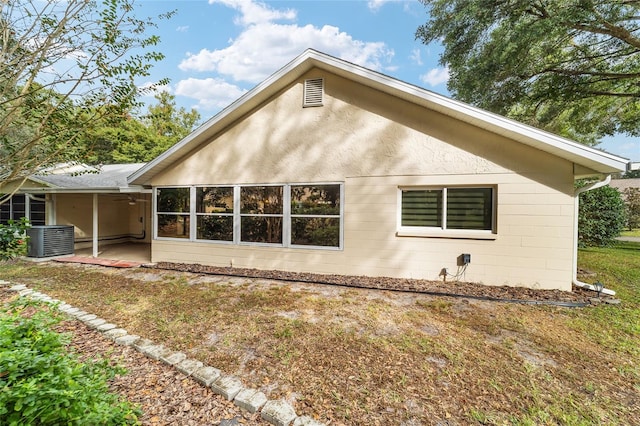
xmin=572 ymin=175 xmax=616 ymax=296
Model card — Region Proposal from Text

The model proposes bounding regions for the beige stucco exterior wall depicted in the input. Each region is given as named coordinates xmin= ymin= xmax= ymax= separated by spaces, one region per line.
xmin=55 ymin=193 xmax=151 ymax=246
xmin=150 ymin=69 xmax=576 ymax=291
xmin=0 ymin=179 xmax=49 ymax=194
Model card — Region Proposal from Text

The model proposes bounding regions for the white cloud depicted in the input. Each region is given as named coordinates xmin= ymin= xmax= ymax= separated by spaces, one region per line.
xmin=409 ymin=48 xmax=422 ymax=66
xmin=176 ymin=25 xmax=189 ymax=32
xmin=179 ymin=21 xmax=394 ymax=84
xmin=175 ymin=77 xmax=247 ymax=110
xmin=420 ymin=67 xmax=449 ymax=87
xmin=367 ymin=0 xmax=387 ymax=11
xmin=209 ymin=0 xmax=296 ymax=25
xmin=139 ymin=81 xmax=172 ymax=96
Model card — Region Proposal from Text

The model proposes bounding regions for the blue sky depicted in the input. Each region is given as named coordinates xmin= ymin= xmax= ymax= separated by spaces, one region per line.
xmin=135 ymin=0 xmax=638 ymax=162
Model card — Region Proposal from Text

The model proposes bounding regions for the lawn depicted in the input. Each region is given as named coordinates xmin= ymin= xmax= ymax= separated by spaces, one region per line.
xmin=620 ymin=229 xmax=640 ymax=238
xmin=1 ymin=242 xmax=638 ymax=425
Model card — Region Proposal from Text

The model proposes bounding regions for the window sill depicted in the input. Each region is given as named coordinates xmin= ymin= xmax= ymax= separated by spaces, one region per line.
xmin=396 ymin=231 xmax=497 ymax=240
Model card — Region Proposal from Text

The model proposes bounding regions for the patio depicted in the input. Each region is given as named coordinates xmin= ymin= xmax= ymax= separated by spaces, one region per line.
xmin=72 ymin=242 xmax=151 ymax=264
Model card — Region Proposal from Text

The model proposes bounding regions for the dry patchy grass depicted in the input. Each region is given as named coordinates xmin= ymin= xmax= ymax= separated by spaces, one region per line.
xmin=1 ymin=250 xmax=639 ymax=425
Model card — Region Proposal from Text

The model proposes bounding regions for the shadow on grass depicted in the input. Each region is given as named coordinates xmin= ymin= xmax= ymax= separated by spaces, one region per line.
xmin=581 ymin=240 xmax=640 ymax=253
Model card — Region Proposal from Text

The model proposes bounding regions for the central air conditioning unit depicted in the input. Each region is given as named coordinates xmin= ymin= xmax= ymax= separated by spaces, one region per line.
xmin=26 ymin=225 xmax=75 ymax=258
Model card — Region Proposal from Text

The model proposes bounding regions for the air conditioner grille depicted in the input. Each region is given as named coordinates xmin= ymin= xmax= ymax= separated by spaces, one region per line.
xmin=27 ymin=225 xmax=75 ymax=258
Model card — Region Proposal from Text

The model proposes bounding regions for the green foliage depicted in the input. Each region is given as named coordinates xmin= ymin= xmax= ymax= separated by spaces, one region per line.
xmin=82 ymin=93 xmax=201 ymax=164
xmin=623 ymin=187 xmax=640 ymax=230
xmin=416 ymin=1 xmax=640 ymax=144
xmin=1 ymin=0 xmax=174 ymax=187
xmin=0 ymin=218 xmax=30 ymax=260
xmin=0 ymin=298 xmax=140 ymax=425
xmin=622 ymin=169 xmax=640 ymax=179
xmin=578 ymin=185 xmax=626 ymax=247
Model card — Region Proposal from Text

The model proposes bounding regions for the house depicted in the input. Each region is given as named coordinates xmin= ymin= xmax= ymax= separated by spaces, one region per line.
xmin=609 ymin=178 xmax=640 ymax=197
xmin=3 ymin=50 xmax=632 ymax=291
xmin=0 ymin=163 xmax=151 ymax=257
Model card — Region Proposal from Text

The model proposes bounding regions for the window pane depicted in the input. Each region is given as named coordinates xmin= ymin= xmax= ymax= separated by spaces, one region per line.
xmin=401 ymin=190 xmax=442 ymax=227
xmin=157 ymin=214 xmax=190 ymax=238
xmin=29 ymin=198 xmax=45 ymax=225
xmin=157 ymin=188 xmax=190 ymax=213
xmin=197 ymin=216 xmax=233 ymax=241
xmin=241 ymin=216 xmax=282 ymax=243
xmin=291 ymin=185 xmax=340 ymax=215
xmin=0 ymin=198 xmax=10 ymax=224
xmin=11 ymin=194 xmax=25 ymax=220
xmin=291 ymin=217 xmax=340 ymax=247
xmin=447 ymin=188 xmax=493 ymax=230
xmin=241 ymin=186 xmax=283 ymax=214
xmin=197 ymin=187 xmax=233 ymax=213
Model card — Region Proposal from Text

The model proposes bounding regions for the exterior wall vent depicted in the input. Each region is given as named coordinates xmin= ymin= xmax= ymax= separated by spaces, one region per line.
xmin=26 ymin=225 xmax=75 ymax=258
xmin=303 ymin=78 xmax=324 ymax=107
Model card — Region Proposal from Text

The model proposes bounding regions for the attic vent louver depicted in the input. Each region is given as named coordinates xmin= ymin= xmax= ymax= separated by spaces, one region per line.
xmin=303 ymin=78 xmax=324 ymax=107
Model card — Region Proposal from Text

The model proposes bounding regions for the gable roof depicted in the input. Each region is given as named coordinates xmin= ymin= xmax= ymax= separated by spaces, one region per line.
xmin=128 ymin=49 xmax=630 ymax=185
xmin=17 ymin=163 xmax=147 ymax=193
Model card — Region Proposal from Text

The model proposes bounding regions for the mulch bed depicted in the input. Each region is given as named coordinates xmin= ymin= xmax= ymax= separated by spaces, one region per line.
xmin=149 ymin=262 xmax=606 ymax=306
xmin=1 ymin=288 xmax=265 ymax=426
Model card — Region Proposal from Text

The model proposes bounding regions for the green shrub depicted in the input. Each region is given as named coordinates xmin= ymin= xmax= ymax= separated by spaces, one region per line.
xmin=0 ymin=298 xmax=140 ymax=425
xmin=0 ymin=218 xmax=30 ymax=260
xmin=578 ymin=184 xmax=626 ymax=247
xmin=623 ymin=187 xmax=640 ymax=230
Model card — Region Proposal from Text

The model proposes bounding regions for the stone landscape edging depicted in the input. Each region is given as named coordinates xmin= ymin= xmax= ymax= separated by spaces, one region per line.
xmin=1 ymin=280 xmax=324 ymax=426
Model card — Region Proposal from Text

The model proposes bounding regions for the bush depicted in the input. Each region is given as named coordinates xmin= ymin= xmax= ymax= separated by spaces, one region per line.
xmin=623 ymin=187 xmax=640 ymax=230
xmin=0 ymin=298 xmax=140 ymax=425
xmin=0 ymin=218 xmax=30 ymax=260
xmin=578 ymin=184 xmax=626 ymax=247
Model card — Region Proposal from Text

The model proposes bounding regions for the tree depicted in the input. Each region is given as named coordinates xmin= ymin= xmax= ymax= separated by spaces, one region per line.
xmin=81 ymin=93 xmax=201 ymax=163
xmin=0 ymin=0 xmax=173 ymax=195
xmin=144 ymin=92 xmax=201 ymax=143
xmin=416 ymin=1 xmax=640 ymax=145
xmin=578 ymin=184 xmax=626 ymax=246
xmin=622 ymin=169 xmax=640 ymax=179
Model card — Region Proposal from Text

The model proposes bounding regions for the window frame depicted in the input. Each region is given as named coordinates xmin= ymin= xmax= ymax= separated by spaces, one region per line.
xmin=195 ymin=186 xmax=235 ymax=243
xmin=154 ymin=183 xmax=344 ymax=250
xmin=397 ymin=185 xmax=497 ymax=240
xmin=290 ymin=183 xmax=343 ymax=249
xmin=0 ymin=193 xmax=45 ymax=226
xmin=239 ymin=184 xmax=285 ymax=247
xmin=154 ymin=186 xmax=192 ymax=240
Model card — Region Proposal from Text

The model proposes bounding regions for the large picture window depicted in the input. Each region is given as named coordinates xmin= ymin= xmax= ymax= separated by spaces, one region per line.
xmin=291 ymin=185 xmax=341 ymax=247
xmin=401 ymin=187 xmax=494 ymax=232
xmin=156 ymin=183 xmax=342 ymax=249
xmin=0 ymin=194 xmax=45 ymax=226
xmin=196 ymin=187 xmax=234 ymax=241
xmin=240 ymin=186 xmax=283 ymax=244
xmin=156 ymin=187 xmax=190 ymax=239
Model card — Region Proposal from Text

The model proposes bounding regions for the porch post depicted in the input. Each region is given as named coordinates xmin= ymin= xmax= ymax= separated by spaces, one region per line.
xmin=92 ymin=193 xmax=98 ymax=258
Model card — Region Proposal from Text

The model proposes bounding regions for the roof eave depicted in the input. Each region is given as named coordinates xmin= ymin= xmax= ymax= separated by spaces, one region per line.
xmin=15 ymin=185 xmax=149 ymax=194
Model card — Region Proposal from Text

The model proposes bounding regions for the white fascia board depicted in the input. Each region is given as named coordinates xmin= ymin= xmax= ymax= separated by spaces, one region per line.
xmin=16 ymin=187 xmax=145 ymax=194
xmin=118 ymin=186 xmax=152 ymax=193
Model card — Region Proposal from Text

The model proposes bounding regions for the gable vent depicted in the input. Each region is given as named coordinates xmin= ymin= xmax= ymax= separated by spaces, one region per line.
xmin=303 ymin=78 xmax=324 ymax=107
